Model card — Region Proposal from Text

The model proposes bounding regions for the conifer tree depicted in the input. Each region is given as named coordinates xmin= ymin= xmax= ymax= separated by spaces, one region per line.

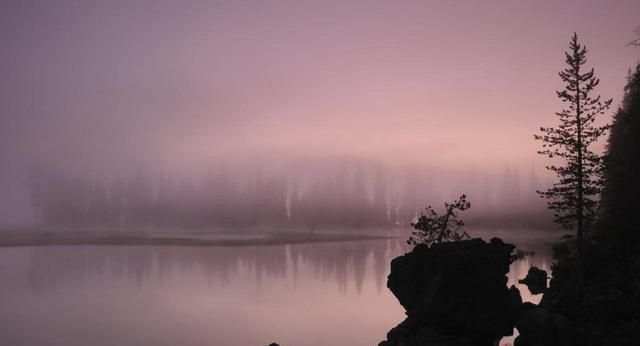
xmin=601 ymin=63 xmax=640 ymax=252
xmin=535 ymin=33 xmax=612 ymax=286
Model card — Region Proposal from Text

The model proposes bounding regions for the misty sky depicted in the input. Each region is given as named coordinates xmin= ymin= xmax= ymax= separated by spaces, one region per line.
xmin=1 ymin=0 xmax=639 ymax=225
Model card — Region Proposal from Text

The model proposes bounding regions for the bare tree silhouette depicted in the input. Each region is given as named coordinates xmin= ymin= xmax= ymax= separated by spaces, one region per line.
xmin=408 ymin=194 xmax=471 ymax=246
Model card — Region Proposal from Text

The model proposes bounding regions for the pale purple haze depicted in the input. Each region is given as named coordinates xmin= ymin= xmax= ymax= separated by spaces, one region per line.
xmin=1 ymin=0 xmax=639 ymax=225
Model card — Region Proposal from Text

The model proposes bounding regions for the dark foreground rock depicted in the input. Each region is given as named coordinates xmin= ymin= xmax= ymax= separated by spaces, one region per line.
xmin=380 ymin=318 xmax=474 ymax=346
xmin=380 ymin=238 xmax=520 ymax=346
xmin=536 ymin=237 xmax=640 ymax=346
xmin=518 ymin=266 xmax=548 ymax=295
xmin=514 ymin=303 xmax=574 ymax=346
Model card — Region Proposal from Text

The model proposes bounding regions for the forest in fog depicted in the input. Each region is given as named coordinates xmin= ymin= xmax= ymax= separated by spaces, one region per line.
xmin=27 ymin=157 xmax=551 ymax=230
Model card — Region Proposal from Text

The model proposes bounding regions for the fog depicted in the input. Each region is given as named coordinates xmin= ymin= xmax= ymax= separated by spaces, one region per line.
xmin=1 ymin=0 xmax=638 ymax=228
xmin=24 ymin=156 xmax=554 ymax=231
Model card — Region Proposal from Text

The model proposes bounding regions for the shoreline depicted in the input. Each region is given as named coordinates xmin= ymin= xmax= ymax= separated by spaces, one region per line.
xmin=0 ymin=231 xmax=393 ymax=248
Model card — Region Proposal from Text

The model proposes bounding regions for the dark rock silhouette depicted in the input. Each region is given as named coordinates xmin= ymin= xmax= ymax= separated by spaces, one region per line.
xmin=381 ymin=319 xmax=474 ymax=346
xmin=380 ymin=238 xmax=520 ymax=346
xmin=518 ymin=266 xmax=548 ymax=295
xmin=514 ymin=303 xmax=574 ymax=346
xmin=538 ymin=236 xmax=640 ymax=346
xmin=508 ymin=285 xmax=524 ymax=322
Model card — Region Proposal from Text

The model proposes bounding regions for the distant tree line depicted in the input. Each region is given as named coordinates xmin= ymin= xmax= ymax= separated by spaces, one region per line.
xmin=27 ymin=158 xmax=550 ymax=230
xmin=28 ymin=162 xmax=390 ymax=229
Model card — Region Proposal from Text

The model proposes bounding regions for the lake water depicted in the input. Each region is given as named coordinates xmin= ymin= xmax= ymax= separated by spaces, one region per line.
xmin=0 ymin=233 xmax=553 ymax=346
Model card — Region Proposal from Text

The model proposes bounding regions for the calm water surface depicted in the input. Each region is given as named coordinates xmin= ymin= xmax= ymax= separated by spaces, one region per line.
xmin=0 ymin=233 xmax=553 ymax=346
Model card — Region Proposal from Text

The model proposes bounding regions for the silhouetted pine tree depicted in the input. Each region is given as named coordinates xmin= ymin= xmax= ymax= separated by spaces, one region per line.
xmin=601 ymin=63 xmax=640 ymax=253
xmin=535 ymin=33 xmax=611 ymax=287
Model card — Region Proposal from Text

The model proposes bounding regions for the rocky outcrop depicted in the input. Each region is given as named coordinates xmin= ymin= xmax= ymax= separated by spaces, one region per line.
xmin=513 ymin=303 xmax=574 ymax=346
xmin=519 ymin=267 xmax=548 ymax=295
xmin=380 ymin=238 xmax=520 ymax=346
xmin=380 ymin=318 xmax=474 ymax=346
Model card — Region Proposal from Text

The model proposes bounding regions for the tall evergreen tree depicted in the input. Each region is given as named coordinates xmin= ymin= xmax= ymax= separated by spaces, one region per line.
xmin=535 ymin=33 xmax=612 ymax=286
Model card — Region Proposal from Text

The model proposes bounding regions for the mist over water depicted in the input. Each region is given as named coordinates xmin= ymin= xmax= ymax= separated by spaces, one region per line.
xmin=22 ymin=157 xmax=553 ymax=231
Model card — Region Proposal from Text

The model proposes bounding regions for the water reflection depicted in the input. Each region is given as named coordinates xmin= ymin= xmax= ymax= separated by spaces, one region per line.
xmin=0 ymin=236 xmax=552 ymax=346
xmin=22 ymin=239 xmax=404 ymax=293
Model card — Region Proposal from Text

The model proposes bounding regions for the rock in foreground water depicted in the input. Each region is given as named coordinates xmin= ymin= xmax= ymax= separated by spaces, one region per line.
xmin=518 ymin=266 xmax=548 ymax=295
xmin=380 ymin=238 xmax=520 ymax=346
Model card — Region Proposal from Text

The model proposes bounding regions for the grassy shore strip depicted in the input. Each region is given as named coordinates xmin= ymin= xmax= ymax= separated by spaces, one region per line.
xmin=0 ymin=232 xmax=392 ymax=248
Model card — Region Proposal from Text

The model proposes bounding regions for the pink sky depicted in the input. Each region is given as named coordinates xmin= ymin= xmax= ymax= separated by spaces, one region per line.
xmin=2 ymin=0 xmax=639 ymax=168
xmin=1 ymin=0 xmax=639 ymax=223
